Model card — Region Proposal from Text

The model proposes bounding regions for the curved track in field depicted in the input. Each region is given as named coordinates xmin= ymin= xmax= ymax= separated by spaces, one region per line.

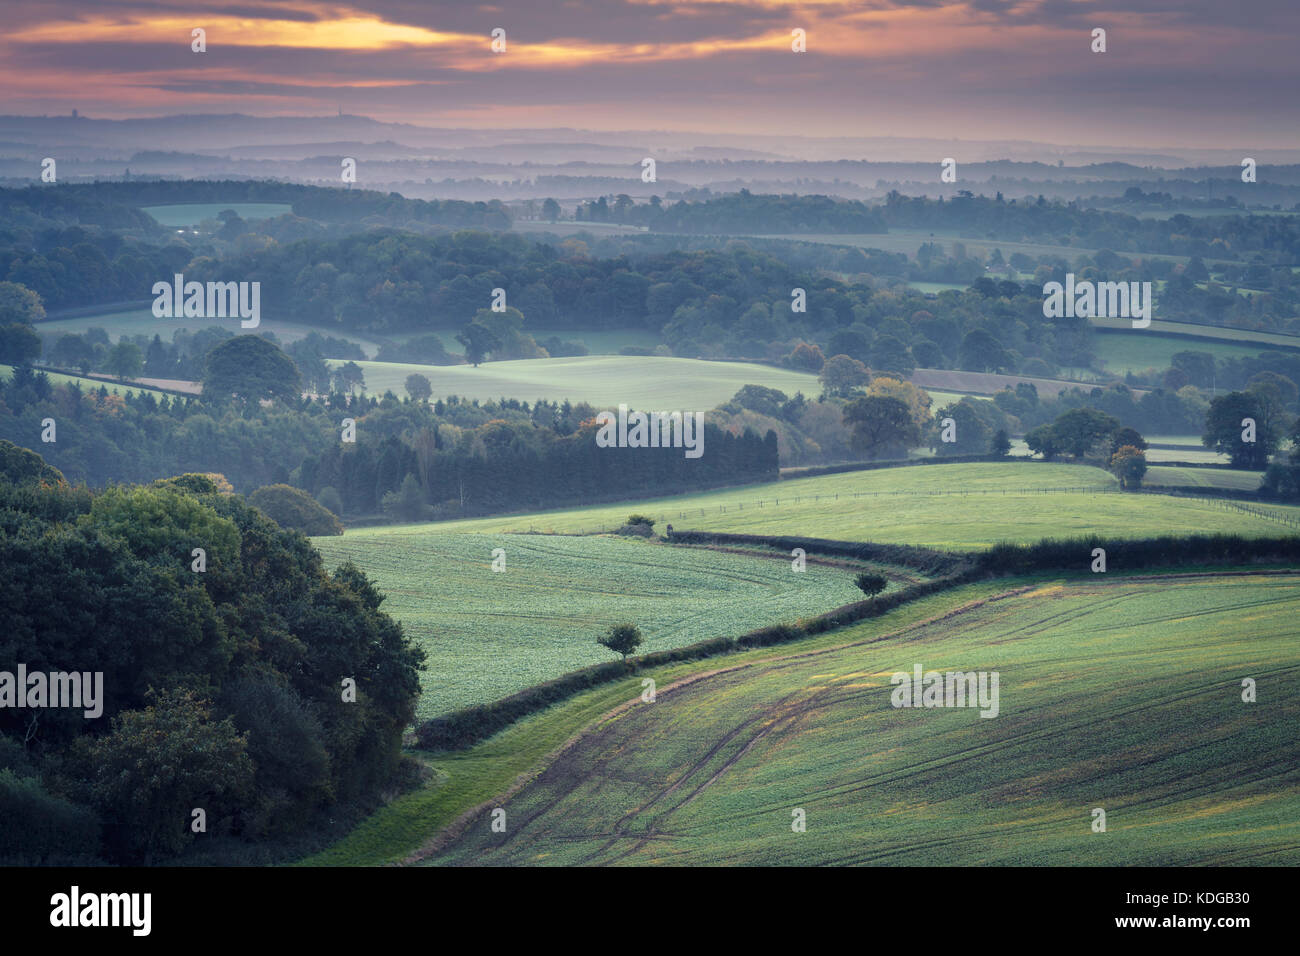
xmin=421 ymin=571 xmax=1300 ymax=866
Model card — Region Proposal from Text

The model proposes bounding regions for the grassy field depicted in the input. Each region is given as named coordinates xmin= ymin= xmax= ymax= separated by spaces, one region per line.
xmin=907 ymin=281 xmax=969 ymax=294
xmin=303 ymin=578 xmax=1020 ymax=864
xmin=312 ymin=532 xmax=882 ymax=720
xmin=1145 ymin=447 xmax=1230 ymax=464
xmin=1144 ymin=466 xmax=1263 ymax=491
xmin=922 ymin=389 xmax=989 ymax=408
xmin=1093 ymin=330 xmax=1277 ymax=374
xmin=350 ymin=461 xmax=1300 ymax=549
xmin=381 ymin=327 xmax=659 ymax=356
xmin=1091 ymin=317 xmax=1300 ymax=350
xmin=525 ymin=329 xmax=661 ymax=354
xmin=330 ymin=355 xmax=821 ymax=407
xmin=1 ymin=364 xmax=166 ymax=398
xmin=36 ymin=308 xmax=383 ymax=355
xmin=141 ymin=202 xmax=294 ymax=226
xmin=1141 ymin=435 xmax=1228 ymax=464
xmin=427 ymin=572 xmax=1300 ymax=865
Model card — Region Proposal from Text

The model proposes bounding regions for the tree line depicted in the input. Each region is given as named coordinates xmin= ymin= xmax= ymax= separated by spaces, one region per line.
xmin=0 ymin=445 xmax=425 ymax=864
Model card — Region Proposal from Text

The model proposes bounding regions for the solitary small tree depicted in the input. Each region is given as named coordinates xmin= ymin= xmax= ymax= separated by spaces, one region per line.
xmin=105 ymin=340 xmax=143 ymax=382
xmin=598 ymin=623 xmax=643 ymax=662
xmin=854 ymin=572 xmax=889 ymax=601
xmin=1110 ymin=445 xmax=1147 ymax=490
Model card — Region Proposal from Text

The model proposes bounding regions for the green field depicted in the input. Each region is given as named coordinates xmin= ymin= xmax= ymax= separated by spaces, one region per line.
xmin=427 ymin=572 xmax=1300 ymax=865
xmin=36 ymin=308 xmax=383 ymax=356
xmin=1139 ymin=435 xmax=1228 ymax=464
xmin=382 ymin=327 xmax=659 ymax=356
xmin=141 ymin=202 xmax=294 ymax=226
xmin=330 ymin=355 xmax=821 ymax=407
xmin=1 ymin=364 xmax=166 ymax=398
xmin=1091 ymin=317 xmax=1300 ymax=350
xmin=907 ymin=281 xmax=969 ymax=294
xmin=1093 ymin=329 xmax=1278 ymax=374
xmin=1145 ymin=447 xmax=1229 ymax=464
xmin=374 ymin=461 xmax=1298 ymax=549
xmin=312 ymin=531 xmax=889 ymax=720
xmin=1144 ymin=466 xmax=1264 ymax=491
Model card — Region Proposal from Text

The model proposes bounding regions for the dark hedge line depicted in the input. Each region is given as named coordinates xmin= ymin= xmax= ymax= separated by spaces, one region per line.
xmin=978 ymin=534 xmax=1300 ymax=575
xmin=664 ymin=530 xmax=972 ymax=576
xmin=412 ymin=532 xmax=1300 ymax=752
xmin=414 ymin=571 xmax=966 ymax=751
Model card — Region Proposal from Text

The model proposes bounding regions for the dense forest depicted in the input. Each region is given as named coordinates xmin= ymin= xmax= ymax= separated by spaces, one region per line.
xmin=0 ymin=444 xmax=426 ymax=864
xmin=0 ymin=367 xmax=779 ymax=517
xmin=570 ymin=188 xmax=1300 ymax=263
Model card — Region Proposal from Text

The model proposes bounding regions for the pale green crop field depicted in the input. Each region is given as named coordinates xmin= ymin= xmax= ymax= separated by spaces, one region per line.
xmin=1141 ymin=436 xmax=1228 ymax=464
xmin=907 ymin=281 xmax=969 ymax=294
xmin=381 ymin=328 xmax=660 ymax=356
xmin=1091 ymin=317 xmax=1300 ymax=350
xmin=312 ymin=531 xmax=877 ymax=719
xmin=349 ymin=461 xmax=1300 ymax=550
xmin=429 ymin=573 xmax=1300 ymax=865
xmin=1093 ymin=331 xmax=1274 ymax=374
xmin=141 ymin=202 xmax=294 ymax=226
xmin=1144 ymin=466 xmax=1263 ymax=491
xmin=921 ymin=389 xmax=985 ymax=407
xmin=329 ymin=355 xmax=822 ymax=407
xmin=1144 ymin=447 xmax=1230 ymax=464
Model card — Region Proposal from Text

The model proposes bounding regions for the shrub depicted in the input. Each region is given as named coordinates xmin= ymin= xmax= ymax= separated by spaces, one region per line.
xmin=0 ymin=769 xmax=100 ymax=865
xmin=250 ymin=483 xmax=344 ymax=535
xmin=617 ymin=522 xmax=655 ymax=537
xmin=1109 ymin=445 xmax=1147 ymax=490
xmin=854 ymin=572 xmax=889 ymax=598
xmin=598 ymin=623 xmax=644 ymax=661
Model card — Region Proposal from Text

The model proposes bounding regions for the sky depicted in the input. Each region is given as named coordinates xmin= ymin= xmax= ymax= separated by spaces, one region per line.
xmin=1 ymin=0 xmax=1296 ymax=149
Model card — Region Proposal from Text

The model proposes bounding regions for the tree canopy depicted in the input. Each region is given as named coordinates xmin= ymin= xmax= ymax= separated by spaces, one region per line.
xmin=202 ymin=335 xmax=302 ymax=405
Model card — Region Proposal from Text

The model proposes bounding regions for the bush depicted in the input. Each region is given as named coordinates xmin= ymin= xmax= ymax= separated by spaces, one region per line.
xmin=1109 ymin=445 xmax=1147 ymax=490
xmin=218 ymin=676 xmax=331 ymax=838
xmin=381 ymin=474 xmax=428 ymax=522
xmin=854 ymin=572 xmax=889 ymax=598
xmin=59 ymin=690 xmax=255 ymax=864
xmin=598 ymin=623 xmax=644 ymax=660
xmin=250 ymin=483 xmax=345 ymax=535
xmin=616 ymin=522 xmax=655 ymax=537
xmin=0 ymin=769 xmax=100 ymax=865
xmin=539 ymin=336 xmax=589 ymax=358
xmin=1260 ymin=463 xmax=1300 ymax=499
